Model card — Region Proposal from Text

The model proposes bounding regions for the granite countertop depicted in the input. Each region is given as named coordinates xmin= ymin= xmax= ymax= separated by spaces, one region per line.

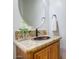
xmin=14 ymin=36 xmax=61 ymax=53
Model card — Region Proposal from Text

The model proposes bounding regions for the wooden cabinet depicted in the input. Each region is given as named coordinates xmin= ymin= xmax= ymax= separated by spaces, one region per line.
xmin=16 ymin=47 xmax=25 ymax=59
xmin=49 ymin=42 xmax=59 ymax=59
xmin=34 ymin=47 xmax=49 ymax=59
xmin=16 ymin=39 xmax=60 ymax=59
xmin=34 ymin=42 xmax=60 ymax=59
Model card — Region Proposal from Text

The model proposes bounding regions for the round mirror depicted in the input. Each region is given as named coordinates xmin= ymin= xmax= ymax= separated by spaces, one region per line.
xmin=18 ymin=0 xmax=45 ymax=28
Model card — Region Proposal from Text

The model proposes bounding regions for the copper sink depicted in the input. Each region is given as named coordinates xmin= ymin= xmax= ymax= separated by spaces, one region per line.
xmin=33 ymin=36 xmax=50 ymax=40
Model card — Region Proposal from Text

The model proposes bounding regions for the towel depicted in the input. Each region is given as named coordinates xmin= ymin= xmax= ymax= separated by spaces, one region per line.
xmin=52 ymin=15 xmax=57 ymax=31
xmin=52 ymin=15 xmax=60 ymax=36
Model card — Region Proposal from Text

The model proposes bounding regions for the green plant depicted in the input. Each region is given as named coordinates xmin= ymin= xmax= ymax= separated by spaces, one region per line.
xmin=19 ymin=28 xmax=29 ymax=36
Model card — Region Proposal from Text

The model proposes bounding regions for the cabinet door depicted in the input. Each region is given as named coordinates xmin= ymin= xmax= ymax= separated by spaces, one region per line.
xmin=49 ymin=42 xmax=60 ymax=59
xmin=34 ymin=47 xmax=49 ymax=59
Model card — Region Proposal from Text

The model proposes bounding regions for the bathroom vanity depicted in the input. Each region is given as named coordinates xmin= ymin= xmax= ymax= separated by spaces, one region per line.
xmin=14 ymin=36 xmax=61 ymax=59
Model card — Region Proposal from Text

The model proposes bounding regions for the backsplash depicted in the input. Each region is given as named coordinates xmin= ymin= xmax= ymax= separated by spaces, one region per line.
xmin=15 ymin=30 xmax=48 ymax=40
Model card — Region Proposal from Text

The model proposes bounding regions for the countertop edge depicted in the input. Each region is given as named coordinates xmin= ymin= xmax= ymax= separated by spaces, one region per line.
xmin=14 ymin=36 xmax=61 ymax=53
xmin=27 ymin=37 xmax=61 ymax=53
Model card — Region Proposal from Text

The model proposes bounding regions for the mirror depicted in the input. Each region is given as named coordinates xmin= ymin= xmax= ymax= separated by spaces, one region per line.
xmin=18 ymin=0 xmax=49 ymax=39
xmin=18 ymin=0 xmax=45 ymax=28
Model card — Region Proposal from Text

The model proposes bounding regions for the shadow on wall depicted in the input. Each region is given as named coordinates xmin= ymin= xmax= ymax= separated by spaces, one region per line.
xmin=60 ymin=48 xmax=66 ymax=59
